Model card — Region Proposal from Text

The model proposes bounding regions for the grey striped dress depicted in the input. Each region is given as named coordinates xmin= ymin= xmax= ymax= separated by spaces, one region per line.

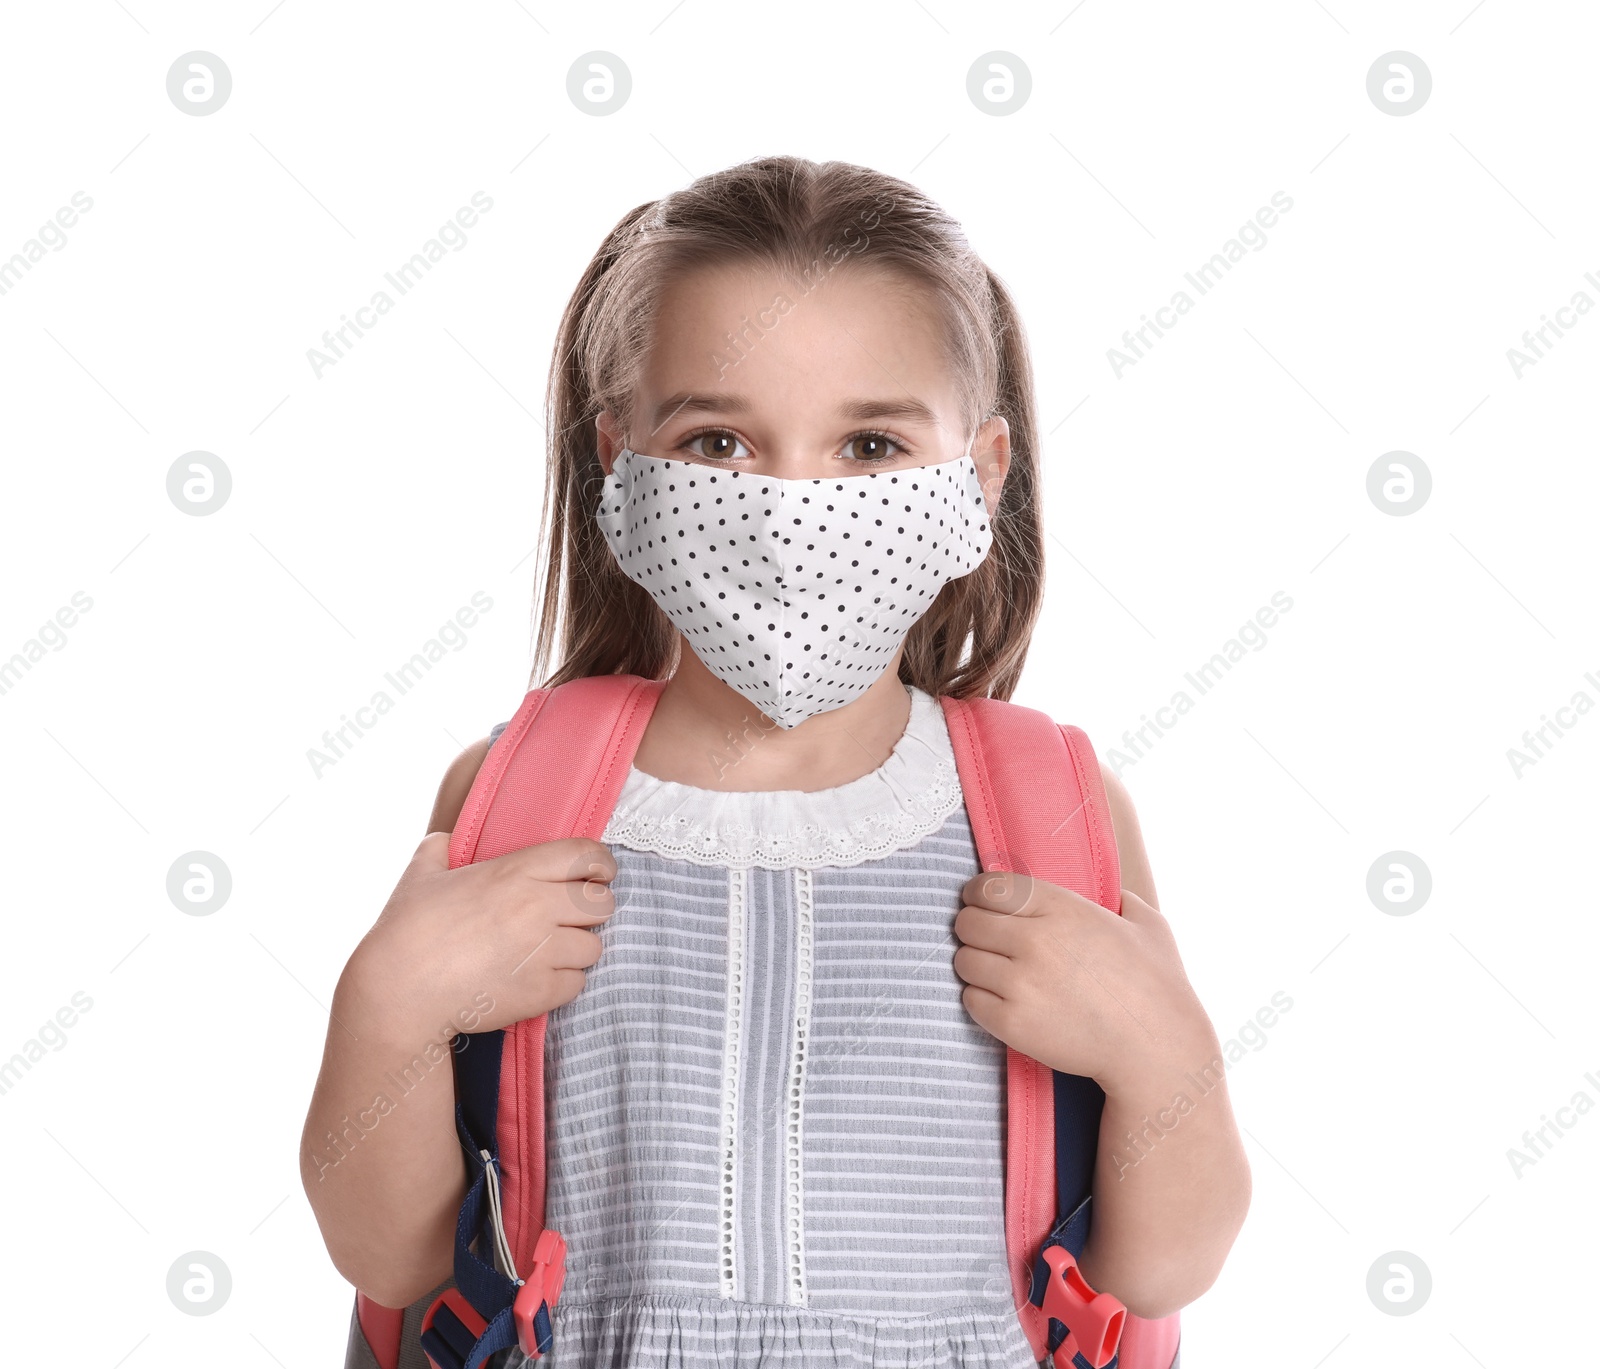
xmin=488 ymin=686 xmax=1040 ymax=1369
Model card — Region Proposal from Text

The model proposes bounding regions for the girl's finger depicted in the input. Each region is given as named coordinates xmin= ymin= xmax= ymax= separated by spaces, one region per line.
xmin=959 ymin=982 xmax=1009 ymax=1038
xmin=953 ymin=901 xmax=1025 ymax=954
xmin=545 ymin=924 xmax=607 ymax=970
xmin=553 ymin=879 xmax=616 ymax=926
xmin=961 ymin=868 xmax=1034 ymax=914
xmin=953 ymin=943 xmax=1012 ymax=994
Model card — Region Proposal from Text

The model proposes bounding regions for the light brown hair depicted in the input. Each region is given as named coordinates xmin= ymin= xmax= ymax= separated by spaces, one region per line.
xmin=530 ymin=155 xmax=1043 ymax=701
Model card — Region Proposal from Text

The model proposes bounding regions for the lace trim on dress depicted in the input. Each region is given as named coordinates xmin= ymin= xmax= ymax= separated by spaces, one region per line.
xmin=600 ymin=686 xmax=965 ymax=870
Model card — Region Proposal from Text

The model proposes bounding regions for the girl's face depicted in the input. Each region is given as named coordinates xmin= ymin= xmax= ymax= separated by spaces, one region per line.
xmin=596 ymin=261 xmax=1011 ymax=513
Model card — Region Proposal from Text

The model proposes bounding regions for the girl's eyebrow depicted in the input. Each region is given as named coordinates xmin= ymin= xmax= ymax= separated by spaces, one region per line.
xmin=651 ymin=392 xmax=745 ymax=429
xmin=836 ymin=397 xmax=939 ymax=425
xmin=650 ymin=392 xmax=939 ymax=428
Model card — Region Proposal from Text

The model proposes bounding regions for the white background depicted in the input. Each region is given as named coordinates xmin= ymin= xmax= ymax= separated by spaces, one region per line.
xmin=1 ymin=1 xmax=1595 ymax=1366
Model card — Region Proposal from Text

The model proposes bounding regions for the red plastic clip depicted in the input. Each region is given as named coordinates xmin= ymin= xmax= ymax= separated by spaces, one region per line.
xmin=420 ymin=1288 xmax=488 ymax=1369
xmin=512 ymin=1229 xmax=568 ymax=1359
xmin=1037 ymin=1245 xmax=1126 ymax=1369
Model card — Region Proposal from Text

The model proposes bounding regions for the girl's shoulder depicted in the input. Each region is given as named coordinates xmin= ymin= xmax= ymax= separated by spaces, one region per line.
xmin=1099 ymin=766 xmax=1158 ymax=910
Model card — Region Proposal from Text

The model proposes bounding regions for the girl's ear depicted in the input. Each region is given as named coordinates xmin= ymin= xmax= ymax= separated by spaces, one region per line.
xmin=595 ymin=410 xmax=624 ymax=476
xmin=972 ymin=415 xmax=1011 ymax=517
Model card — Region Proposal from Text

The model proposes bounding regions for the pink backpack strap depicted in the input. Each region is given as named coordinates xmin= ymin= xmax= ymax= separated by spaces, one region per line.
xmin=448 ymin=673 xmax=666 ymax=1275
xmin=941 ymin=696 xmax=1179 ymax=1368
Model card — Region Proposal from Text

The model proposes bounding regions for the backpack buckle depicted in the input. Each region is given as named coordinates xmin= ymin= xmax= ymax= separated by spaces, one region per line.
xmin=512 ymin=1229 xmax=568 ymax=1359
xmin=419 ymin=1288 xmax=489 ymax=1369
xmin=1032 ymin=1243 xmax=1126 ymax=1368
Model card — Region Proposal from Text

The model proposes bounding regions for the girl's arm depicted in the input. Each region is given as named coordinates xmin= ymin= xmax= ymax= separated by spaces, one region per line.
xmin=1073 ymin=771 xmax=1251 ymax=1318
xmin=300 ymin=742 xmax=618 ymax=1308
xmin=952 ymin=772 xmax=1251 ymax=1321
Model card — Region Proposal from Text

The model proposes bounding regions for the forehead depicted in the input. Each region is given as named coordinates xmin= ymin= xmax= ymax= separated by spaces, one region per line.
xmin=638 ymin=259 xmax=963 ymax=421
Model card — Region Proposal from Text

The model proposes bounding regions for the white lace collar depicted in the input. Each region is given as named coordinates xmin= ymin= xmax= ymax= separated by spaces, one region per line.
xmin=602 ymin=685 xmax=964 ymax=870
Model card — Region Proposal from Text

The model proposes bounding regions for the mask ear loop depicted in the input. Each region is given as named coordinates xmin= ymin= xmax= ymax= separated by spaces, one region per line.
xmin=963 ymin=413 xmax=994 ymax=464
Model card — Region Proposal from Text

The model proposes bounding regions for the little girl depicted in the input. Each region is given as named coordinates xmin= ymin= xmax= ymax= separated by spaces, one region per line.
xmin=303 ymin=156 xmax=1249 ymax=1369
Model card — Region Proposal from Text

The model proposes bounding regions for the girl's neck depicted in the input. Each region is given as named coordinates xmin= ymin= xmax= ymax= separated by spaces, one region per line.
xmin=631 ymin=643 xmax=914 ymax=793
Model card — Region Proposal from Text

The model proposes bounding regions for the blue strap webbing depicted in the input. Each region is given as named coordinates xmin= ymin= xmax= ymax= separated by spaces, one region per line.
xmin=1038 ymin=1067 xmax=1116 ymax=1369
xmin=450 ymin=1114 xmax=517 ymax=1318
xmin=454 ymin=1025 xmax=503 ymax=1153
xmin=461 ymin=1308 xmax=519 ymax=1369
xmin=416 ymin=1028 xmax=547 ymax=1369
xmin=1052 ymin=1069 xmax=1106 ymax=1213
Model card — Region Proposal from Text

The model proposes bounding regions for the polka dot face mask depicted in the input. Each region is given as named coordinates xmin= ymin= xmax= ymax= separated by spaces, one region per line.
xmin=595 ymin=448 xmax=994 ymax=729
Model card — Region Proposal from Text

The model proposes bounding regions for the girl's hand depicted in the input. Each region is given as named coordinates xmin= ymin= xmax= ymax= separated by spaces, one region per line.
xmin=349 ymin=831 xmax=618 ymax=1038
xmin=949 ymin=781 xmax=1250 ymax=1320
xmin=952 ymin=872 xmax=1214 ymax=1091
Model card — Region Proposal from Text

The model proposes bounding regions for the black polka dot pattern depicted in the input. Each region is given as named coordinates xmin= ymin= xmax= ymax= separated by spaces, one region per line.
xmin=595 ymin=449 xmax=994 ymax=729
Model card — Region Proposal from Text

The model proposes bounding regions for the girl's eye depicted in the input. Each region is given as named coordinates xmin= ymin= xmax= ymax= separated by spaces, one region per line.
xmin=840 ymin=431 xmax=906 ymax=464
xmin=681 ymin=430 xmax=750 ymax=462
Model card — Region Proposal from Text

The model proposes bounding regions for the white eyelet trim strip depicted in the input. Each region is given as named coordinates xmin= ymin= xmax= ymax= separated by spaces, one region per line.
xmin=785 ymin=867 xmax=814 ymax=1307
xmin=718 ymin=867 xmax=746 ymax=1300
xmin=602 ymin=686 xmax=965 ymax=870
